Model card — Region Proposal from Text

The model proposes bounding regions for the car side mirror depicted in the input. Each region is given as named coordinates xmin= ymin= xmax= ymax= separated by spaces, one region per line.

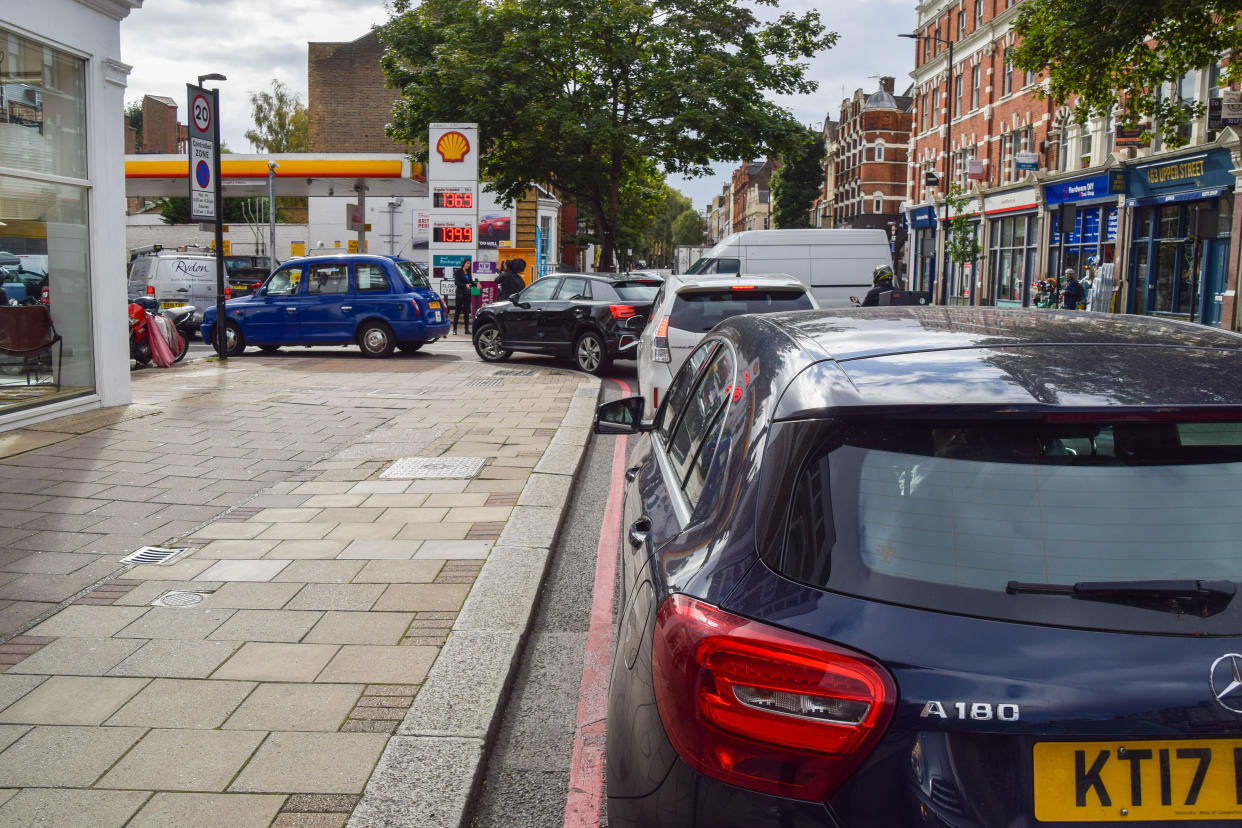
xmin=595 ymin=396 xmax=652 ymax=435
xmin=508 ymin=294 xmax=520 ymax=304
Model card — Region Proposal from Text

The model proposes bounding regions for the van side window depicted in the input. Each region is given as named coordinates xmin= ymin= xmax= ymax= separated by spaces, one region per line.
xmin=265 ymin=266 xmax=302 ymax=296
xmin=715 ymin=258 xmax=741 ymax=274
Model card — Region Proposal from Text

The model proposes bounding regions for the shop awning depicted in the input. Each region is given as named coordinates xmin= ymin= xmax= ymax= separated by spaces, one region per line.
xmin=1126 ymin=187 xmax=1226 ymax=208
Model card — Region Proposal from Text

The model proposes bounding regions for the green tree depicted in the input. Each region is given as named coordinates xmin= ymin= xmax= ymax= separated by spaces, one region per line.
xmin=672 ymin=208 xmax=707 ymax=246
xmin=125 ymin=100 xmax=143 ymax=147
xmin=244 ymin=79 xmax=309 ymax=153
xmin=157 ymin=197 xmax=263 ymax=225
xmin=944 ymin=186 xmax=981 ymax=269
xmin=1011 ymin=0 xmax=1242 ymax=147
xmin=644 ymin=186 xmax=692 ymax=266
xmin=771 ymin=128 xmax=825 ymax=228
xmin=378 ymin=0 xmax=835 ymax=269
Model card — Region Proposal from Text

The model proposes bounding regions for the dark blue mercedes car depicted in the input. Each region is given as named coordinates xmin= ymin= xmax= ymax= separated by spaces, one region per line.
xmin=201 ymin=254 xmax=449 ymax=358
xmin=596 ymin=307 xmax=1242 ymax=827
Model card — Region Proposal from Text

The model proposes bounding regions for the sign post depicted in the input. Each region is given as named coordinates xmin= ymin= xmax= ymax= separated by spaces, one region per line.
xmin=188 ymin=81 xmax=226 ymax=359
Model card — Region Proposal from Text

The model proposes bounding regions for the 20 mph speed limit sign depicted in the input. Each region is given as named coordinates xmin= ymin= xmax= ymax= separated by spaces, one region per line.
xmin=187 ymin=84 xmax=219 ymax=223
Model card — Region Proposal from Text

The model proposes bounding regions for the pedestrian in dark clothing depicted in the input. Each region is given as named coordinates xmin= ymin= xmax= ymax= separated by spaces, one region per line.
xmin=861 ymin=265 xmax=896 ymax=307
xmin=497 ymin=261 xmax=524 ymax=299
xmin=452 ymin=259 xmax=473 ymax=335
xmin=1062 ymin=269 xmax=1083 ymax=310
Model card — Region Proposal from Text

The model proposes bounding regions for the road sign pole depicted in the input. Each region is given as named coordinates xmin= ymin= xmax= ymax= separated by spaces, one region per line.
xmin=211 ymin=86 xmax=226 ymax=361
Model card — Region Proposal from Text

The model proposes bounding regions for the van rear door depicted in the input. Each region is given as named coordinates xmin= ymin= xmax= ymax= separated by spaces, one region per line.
xmin=156 ymin=257 xmax=215 ymax=312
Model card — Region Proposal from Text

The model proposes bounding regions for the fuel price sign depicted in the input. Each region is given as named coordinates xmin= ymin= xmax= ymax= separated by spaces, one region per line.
xmin=433 ymin=224 xmax=474 ymax=244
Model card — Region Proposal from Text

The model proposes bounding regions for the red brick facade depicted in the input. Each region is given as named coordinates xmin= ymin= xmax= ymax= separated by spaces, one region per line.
xmin=308 ymin=32 xmax=408 ymax=153
xmin=731 ymin=160 xmax=777 ymax=232
xmin=833 ymin=77 xmax=914 ymax=229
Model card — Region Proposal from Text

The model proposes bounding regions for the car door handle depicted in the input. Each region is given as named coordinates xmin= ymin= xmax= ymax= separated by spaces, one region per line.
xmin=625 ymin=465 xmax=640 ymax=482
xmin=340 ymin=306 xmax=352 ymax=311
xmin=628 ymin=516 xmax=651 ymax=550
xmin=286 ymin=307 xmax=297 ymax=313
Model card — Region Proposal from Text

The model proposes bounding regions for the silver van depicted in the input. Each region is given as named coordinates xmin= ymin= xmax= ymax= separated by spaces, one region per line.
xmin=127 ymin=251 xmax=217 ymax=314
xmin=685 ymin=229 xmax=893 ymax=307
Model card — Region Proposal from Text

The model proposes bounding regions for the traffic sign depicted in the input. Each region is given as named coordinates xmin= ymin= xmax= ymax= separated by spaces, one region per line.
xmin=187 ymin=84 xmax=219 ymax=223
xmin=191 ymin=93 xmax=211 ymax=134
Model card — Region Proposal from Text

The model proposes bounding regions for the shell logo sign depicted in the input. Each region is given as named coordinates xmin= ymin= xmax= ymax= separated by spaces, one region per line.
xmin=436 ymin=131 xmax=470 ymax=163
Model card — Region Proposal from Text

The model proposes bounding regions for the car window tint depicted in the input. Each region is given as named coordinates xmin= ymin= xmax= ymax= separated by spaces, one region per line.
xmin=682 ymin=404 xmax=729 ymax=508
xmin=394 ymin=261 xmax=430 ymax=289
xmin=591 ymin=281 xmax=621 ymax=301
xmin=666 ymin=348 xmax=734 ymax=494
xmin=613 ymin=280 xmax=661 ymax=301
xmin=265 ymin=266 xmax=301 ymax=296
xmin=656 ymin=341 xmax=717 ymax=440
xmin=355 ymin=263 xmax=389 ymax=292
xmin=307 ymin=263 xmax=349 ymax=294
xmin=557 ymin=277 xmax=590 ymax=300
xmin=520 ymin=278 xmax=561 ymax=302
xmin=670 ymin=288 xmax=813 ymax=332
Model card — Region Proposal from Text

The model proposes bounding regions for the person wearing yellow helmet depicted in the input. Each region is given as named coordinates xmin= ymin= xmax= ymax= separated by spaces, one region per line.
xmin=861 ymin=264 xmax=896 ymax=306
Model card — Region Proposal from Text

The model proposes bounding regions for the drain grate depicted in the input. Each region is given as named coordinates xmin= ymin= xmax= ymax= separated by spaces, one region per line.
xmin=120 ymin=546 xmax=188 ymax=566
xmin=491 ymin=369 xmax=535 ymax=377
xmin=464 ymin=378 xmax=504 ymax=387
xmin=380 ymin=456 xmax=488 ymax=480
xmin=151 ymin=590 xmax=208 ymax=608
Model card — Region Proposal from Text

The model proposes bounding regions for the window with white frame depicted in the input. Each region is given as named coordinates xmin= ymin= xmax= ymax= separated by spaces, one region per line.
xmin=874 ymin=192 xmax=884 ymax=213
xmin=971 ymin=65 xmax=980 ymax=110
xmin=875 ymin=141 xmax=885 ymax=161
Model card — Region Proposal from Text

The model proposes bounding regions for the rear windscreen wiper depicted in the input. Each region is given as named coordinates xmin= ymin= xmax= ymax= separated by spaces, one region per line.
xmin=1005 ymin=579 xmax=1236 ymax=617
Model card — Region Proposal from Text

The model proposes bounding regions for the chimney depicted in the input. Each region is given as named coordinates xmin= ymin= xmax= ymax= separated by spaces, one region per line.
xmin=880 ymin=76 xmax=895 ymax=94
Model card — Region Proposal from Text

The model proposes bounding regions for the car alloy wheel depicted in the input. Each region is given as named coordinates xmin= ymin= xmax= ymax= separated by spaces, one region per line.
xmin=575 ymin=331 xmax=608 ymax=375
xmin=223 ymin=322 xmax=245 ymax=357
xmin=358 ymin=321 xmax=395 ymax=358
xmin=474 ymin=324 xmax=512 ymax=362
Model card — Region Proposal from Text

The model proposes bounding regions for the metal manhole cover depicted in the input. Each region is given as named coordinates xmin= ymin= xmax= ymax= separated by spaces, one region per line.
xmin=380 ymin=456 xmax=488 ymax=480
xmin=120 ymin=546 xmax=188 ymax=566
xmin=151 ymin=590 xmax=207 ymax=608
xmin=465 ymin=378 xmax=504 ymax=387
xmin=491 ymin=369 xmax=535 ymax=377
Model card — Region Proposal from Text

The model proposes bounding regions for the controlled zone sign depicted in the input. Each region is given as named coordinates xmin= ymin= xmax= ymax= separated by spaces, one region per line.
xmin=187 ymin=84 xmax=218 ymax=223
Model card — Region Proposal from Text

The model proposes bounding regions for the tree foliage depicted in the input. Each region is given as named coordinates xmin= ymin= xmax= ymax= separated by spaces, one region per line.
xmin=672 ymin=208 xmax=707 ymax=246
xmin=244 ymin=79 xmax=309 ymax=153
xmin=771 ymin=128 xmax=825 ymax=228
xmin=157 ymin=197 xmax=267 ymax=225
xmin=944 ymin=186 xmax=981 ymax=267
xmin=125 ymin=100 xmax=143 ymax=147
xmin=1011 ymin=0 xmax=1242 ymax=147
xmin=377 ymin=0 xmax=835 ymax=268
xmin=643 ymin=185 xmax=692 ymax=266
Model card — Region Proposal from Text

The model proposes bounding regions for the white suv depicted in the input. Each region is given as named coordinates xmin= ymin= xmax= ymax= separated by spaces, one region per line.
xmin=636 ymin=272 xmax=816 ymax=414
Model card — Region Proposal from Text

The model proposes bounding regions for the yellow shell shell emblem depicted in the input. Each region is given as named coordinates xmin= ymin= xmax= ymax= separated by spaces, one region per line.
xmin=436 ymin=131 xmax=470 ymax=163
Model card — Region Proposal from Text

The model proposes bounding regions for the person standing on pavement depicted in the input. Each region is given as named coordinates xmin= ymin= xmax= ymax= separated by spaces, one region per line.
xmin=452 ymin=259 xmax=473 ymax=335
xmin=1062 ymin=268 xmax=1084 ymax=310
xmin=497 ymin=260 xmax=524 ymax=299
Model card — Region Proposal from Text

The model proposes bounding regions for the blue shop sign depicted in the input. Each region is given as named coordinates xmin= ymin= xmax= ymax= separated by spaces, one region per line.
xmin=1127 ymin=148 xmax=1234 ymax=199
xmin=908 ymin=205 xmax=937 ymax=229
xmin=1045 ymin=172 xmax=1125 ymax=206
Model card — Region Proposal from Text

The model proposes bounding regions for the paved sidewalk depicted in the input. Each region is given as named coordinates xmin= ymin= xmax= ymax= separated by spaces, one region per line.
xmin=0 ymin=349 xmax=597 ymax=827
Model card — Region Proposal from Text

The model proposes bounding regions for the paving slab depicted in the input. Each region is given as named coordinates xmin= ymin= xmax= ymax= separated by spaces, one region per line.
xmin=211 ymin=643 xmax=340 ymax=682
xmin=106 ymin=678 xmax=256 ymax=729
xmin=372 ymin=583 xmax=470 ymax=613
xmin=127 ymin=792 xmax=286 ymax=828
xmin=0 ymin=724 xmax=146 ymax=787
xmin=207 ymin=610 xmax=324 ymax=643
xmin=114 ymin=607 xmax=235 ymax=640
xmin=197 ymin=559 xmax=292 ymax=582
xmin=223 ymin=682 xmax=363 ymax=731
xmin=304 ymin=612 xmax=414 ymax=645
xmin=230 ymin=731 xmax=388 ymax=794
xmin=315 ymin=645 xmax=437 ymax=685
xmin=97 ymin=728 xmax=267 ymax=791
xmin=0 ymin=789 xmax=150 ymax=828
xmin=0 ymin=676 xmax=148 ymax=725
xmin=108 ymin=639 xmax=242 ymax=679
xmin=25 ymin=605 xmax=149 ymax=638
xmin=6 ymin=636 xmax=144 ymax=676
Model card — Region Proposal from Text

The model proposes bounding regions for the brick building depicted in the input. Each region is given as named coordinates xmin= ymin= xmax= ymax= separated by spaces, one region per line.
xmin=902 ymin=0 xmax=1241 ymax=326
xmin=308 ymin=32 xmax=407 ymax=153
xmin=814 ymin=120 xmax=838 ymax=228
xmin=832 ymin=78 xmax=914 ymax=231
xmin=731 ymin=159 xmax=778 ymax=233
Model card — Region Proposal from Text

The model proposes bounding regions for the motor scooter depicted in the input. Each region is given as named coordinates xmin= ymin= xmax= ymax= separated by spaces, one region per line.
xmin=129 ymin=297 xmax=189 ymax=367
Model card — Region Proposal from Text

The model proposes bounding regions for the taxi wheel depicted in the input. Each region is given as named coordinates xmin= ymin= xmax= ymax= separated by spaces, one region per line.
xmin=358 ymin=321 xmax=396 ymax=358
xmin=222 ymin=322 xmax=246 ymax=357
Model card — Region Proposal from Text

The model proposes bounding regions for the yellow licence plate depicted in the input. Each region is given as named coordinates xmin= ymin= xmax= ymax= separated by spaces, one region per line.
xmin=428 ymin=301 xmax=442 ymax=309
xmin=159 ymin=301 xmax=182 ymax=309
xmin=1034 ymin=739 xmax=1242 ymax=822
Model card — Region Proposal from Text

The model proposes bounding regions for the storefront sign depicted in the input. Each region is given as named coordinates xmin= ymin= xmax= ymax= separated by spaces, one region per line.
xmin=908 ymin=205 xmax=937 ymax=229
xmin=1045 ymin=174 xmax=1114 ymax=206
xmin=1115 ymin=124 xmax=1148 ymax=148
xmin=983 ymin=188 xmax=1036 ymax=215
xmin=967 ymin=159 xmax=985 ymax=180
xmin=1014 ymin=152 xmax=1039 ymax=172
xmin=1128 ymin=149 xmax=1235 ymax=200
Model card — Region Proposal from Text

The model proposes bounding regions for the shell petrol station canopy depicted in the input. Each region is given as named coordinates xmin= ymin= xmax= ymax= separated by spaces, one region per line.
xmin=124 ymin=153 xmax=428 ymax=199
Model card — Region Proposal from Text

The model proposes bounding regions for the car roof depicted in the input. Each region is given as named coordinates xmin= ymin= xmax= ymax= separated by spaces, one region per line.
xmin=556 ymin=272 xmax=663 ymax=282
xmin=667 ymin=272 xmax=807 ymax=292
xmin=719 ymin=307 xmax=1242 ymax=414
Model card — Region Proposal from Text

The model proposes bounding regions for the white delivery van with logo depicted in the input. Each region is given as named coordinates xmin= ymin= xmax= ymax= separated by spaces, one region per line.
xmin=684 ymin=229 xmax=893 ymax=307
xmin=127 ymin=251 xmax=218 ymax=313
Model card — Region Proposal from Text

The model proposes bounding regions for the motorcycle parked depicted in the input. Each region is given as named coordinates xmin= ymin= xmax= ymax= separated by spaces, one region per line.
xmin=129 ymin=297 xmax=189 ymax=367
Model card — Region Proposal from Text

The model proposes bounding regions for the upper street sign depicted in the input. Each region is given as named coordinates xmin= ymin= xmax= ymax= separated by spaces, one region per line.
xmin=187 ymin=84 xmax=219 ymax=223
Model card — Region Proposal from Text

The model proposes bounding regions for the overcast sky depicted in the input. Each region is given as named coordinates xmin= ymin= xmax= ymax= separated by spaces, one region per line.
xmin=121 ymin=0 xmax=913 ymax=210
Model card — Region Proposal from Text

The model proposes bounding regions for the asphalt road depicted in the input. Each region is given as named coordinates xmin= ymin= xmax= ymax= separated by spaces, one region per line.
xmin=469 ymin=362 xmax=634 ymax=828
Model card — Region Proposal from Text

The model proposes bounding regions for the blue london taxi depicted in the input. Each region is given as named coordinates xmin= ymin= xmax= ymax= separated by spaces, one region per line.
xmin=200 ymin=254 xmax=448 ymax=357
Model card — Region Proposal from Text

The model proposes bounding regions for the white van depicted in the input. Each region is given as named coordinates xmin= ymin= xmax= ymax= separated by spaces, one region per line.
xmin=127 ymin=251 xmax=218 ymax=313
xmin=685 ymin=229 xmax=893 ymax=307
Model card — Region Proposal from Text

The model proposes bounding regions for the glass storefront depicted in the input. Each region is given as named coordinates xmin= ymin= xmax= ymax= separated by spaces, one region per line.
xmin=943 ymin=220 xmax=978 ymax=306
xmin=1129 ymin=197 xmax=1233 ymax=324
xmin=1048 ymin=204 xmax=1118 ymax=278
xmin=988 ymin=213 xmax=1038 ymax=306
xmin=0 ymin=28 xmax=94 ymax=412
xmin=912 ymin=226 xmax=937 ymax=294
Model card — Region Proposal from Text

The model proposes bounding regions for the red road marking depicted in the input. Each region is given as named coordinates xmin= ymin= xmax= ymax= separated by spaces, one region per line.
xmin=563 ymin=380 xmax=630 ymax=828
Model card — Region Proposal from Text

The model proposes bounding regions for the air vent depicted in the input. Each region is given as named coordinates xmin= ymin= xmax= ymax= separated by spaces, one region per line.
xmin=380 ymin=456 xmax=488 ymax=480
xmin=491 ymin=369 xmax=535 ymax=377
xmin=120 ymin=546 xmax=188 ymax=566
xmin=465 ymin=378 xmax=504 ymax=387
xmin=151 ymin=590 xmax=208 ymax=608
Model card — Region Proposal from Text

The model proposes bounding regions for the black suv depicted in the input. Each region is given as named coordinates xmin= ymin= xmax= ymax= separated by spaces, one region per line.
xmin=225 ymin=255 xmax=273 ymax=297
xmin=472 ymin=273 xmax=661 ymax=374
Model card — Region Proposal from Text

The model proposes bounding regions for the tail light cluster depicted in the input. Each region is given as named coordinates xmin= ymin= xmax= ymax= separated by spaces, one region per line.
xmin=651 ymin=316 xmax=670 ymax=363
xmin=652 ymin=595 xmax=896 ymax=801
xmin=410 ymin=299 xmax=421 ymax=318
xmin=609 ymin=304 xmax=636 ymax=320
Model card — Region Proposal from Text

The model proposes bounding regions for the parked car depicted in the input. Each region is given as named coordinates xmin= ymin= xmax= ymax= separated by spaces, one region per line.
xmin=225 ymin=255 xmax=273 ymax=297
xmin=596 ymin=306 xmax=1242 ymax=827
xmin=637 ymin=272 xmax=816 ymax=413
xmin=200 ymin=254 xmax=448 ymax=358
xmin=472 ymin=273 xmax=662 ymax=374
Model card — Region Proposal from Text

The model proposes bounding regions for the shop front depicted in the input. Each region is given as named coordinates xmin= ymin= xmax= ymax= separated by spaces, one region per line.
xmin=907 ymin=205 xmax=937 ymax=296
xmin=983 ymin=188 xmax=1039 ymax=307
xmin=1126 ymin=148 xmax=1235 ymax=326
xmin=2 ymin=3 xmax=137 ymax=427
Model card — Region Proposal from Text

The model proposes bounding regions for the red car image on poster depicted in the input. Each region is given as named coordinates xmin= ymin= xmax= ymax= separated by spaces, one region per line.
xmin=478 ymin=214 xmax=512 ymax=246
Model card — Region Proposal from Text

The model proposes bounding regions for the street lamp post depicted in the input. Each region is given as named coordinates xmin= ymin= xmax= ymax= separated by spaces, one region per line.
xmin=267 ymin=161 xmax=279 ymax=274
xmin=197 ymin=73 xmax=227 ymax=358
xmin=901 ymin=32 xmax=953 ymax=305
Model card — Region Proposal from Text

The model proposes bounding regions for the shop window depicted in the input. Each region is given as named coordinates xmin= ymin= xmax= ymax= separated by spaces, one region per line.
xmin=0 ymin=28 xmax=88 ymax=180
xmin=990 ymin=213 xmax=1037 ymax=305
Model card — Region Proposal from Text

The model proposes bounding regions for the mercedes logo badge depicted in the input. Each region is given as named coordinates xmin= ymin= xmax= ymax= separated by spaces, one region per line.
xmin=1209 ymin=654 xmax=1242 ymax=714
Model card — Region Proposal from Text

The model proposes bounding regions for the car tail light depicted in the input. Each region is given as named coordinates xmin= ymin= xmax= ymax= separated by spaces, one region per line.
xmin=146 ymin=285 xmax=155 ymax=295
xmin=224 ymin=286 xmax=231 ymax=298
xmin=730 ymin=285 xmax=756 ymax=290
xmin=609 ymin=304 xmax=636 ymax=320
xmin=652 ymin=316 xmax=670 ymax=363
xmin=653 ymin=387 xmax=659 ymax=408
xmin=411 ymin=299 xmax=421 ymax=318
xmin=651 ymin=594 xmax=896 ymax=801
